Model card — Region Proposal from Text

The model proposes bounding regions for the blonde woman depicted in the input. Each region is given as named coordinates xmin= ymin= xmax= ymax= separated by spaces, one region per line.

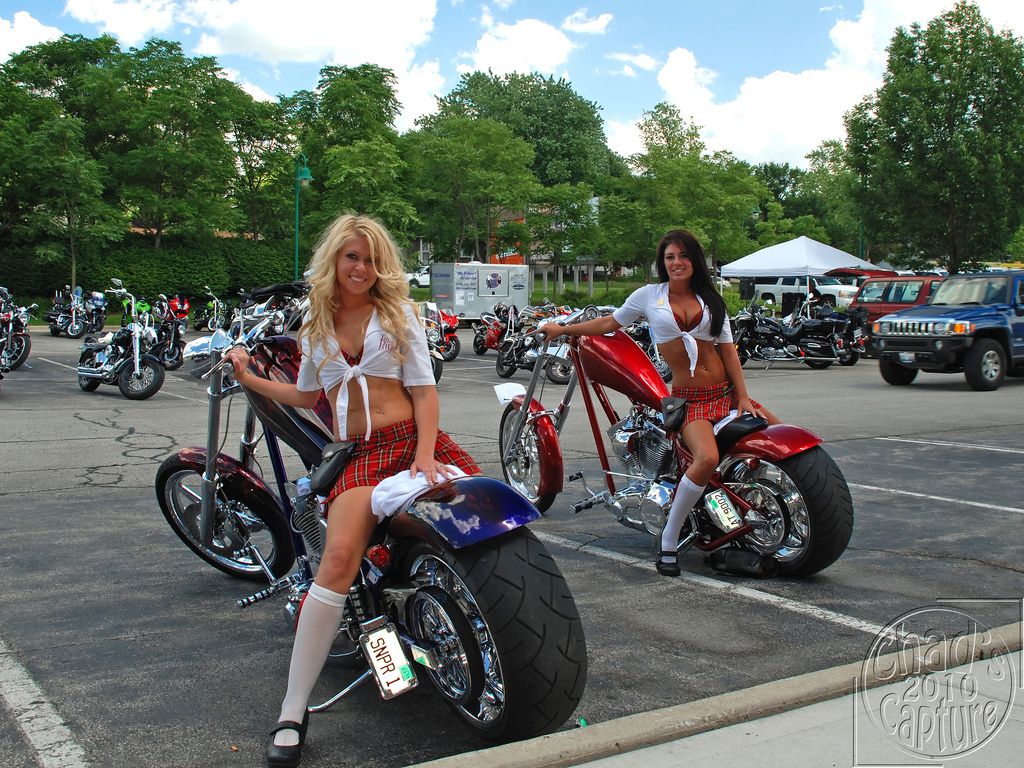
xmin=225 ymin=214 xmax=478 ymax=768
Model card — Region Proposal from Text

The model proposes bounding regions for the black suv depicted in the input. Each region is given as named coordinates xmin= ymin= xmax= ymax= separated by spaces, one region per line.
xmin=871 ymin=270 xmax=1024 ymax=391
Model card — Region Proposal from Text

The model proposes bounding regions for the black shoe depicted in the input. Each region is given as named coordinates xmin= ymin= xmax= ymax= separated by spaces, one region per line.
xmin=265 ymin=710 xmax=310 ymax=768
xmin=654 ymin=549 xmax=680 ymax=577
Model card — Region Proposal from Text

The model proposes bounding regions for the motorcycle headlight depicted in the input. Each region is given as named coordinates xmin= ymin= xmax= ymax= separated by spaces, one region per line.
xmin=426 ymin=328 xmax=441 ymax=343
xmin=18 ymin=312 xmax=29 ymax=325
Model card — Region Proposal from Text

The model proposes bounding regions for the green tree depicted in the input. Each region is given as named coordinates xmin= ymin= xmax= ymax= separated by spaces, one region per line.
xmin=529 ymin=183 xmax=600 ymax=299
xmin=229 ymin=98 xmax=296 ymax=241
xmin=403 ymin=116 xmax=538 ymax=260
xmin=25 ymin=113 xmax=124 ymax=285
xmin=797 ymin=140 xmax=863 ymax=257
xmin=432 ymin=71 xmax=609 ymax=186
xmin=845 ymin=1 xmax=1024 ymax=273
xmin=113 ymin=39 xmax=242 ymax=248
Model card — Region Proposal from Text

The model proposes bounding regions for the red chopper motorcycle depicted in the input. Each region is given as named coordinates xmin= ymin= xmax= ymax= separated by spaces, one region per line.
xmin=497 ymin=307 xmax=854 ymax=576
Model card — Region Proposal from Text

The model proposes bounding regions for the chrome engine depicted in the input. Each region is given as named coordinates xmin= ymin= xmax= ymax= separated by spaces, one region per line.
xmin=600 ymin=409 xmax=678 ymax=534
xmin=291 ymin=493 xmax=326 ymax=562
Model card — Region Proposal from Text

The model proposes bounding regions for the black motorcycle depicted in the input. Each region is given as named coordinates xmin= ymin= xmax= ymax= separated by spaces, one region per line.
xmin=734 ymin=301 xmax=854 ymax=369
xmin=155 ymin=285 xmax=586 ymax=740
xmin=77 ymin=280 xmax=165 ymax=400
xmin=150 ymin=294 xmax=188 ymax=371
xmin=44 ymin=285 xmax=88 ymax=339
xmin=622 ymin=318 xmax=672 ymax=381
xmin=0 ymin=288 xmax=37 ymax=370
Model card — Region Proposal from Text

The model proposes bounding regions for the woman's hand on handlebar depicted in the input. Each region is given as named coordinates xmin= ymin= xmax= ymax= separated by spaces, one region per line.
xmin=536 ymin=321 xmax=564 ymax=341
xmin=224 ymin=347 xmax=251 ymax=384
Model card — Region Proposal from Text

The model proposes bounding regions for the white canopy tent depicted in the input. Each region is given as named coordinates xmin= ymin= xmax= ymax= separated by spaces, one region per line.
xmin=721 ymin=236 xmax=879 ymax=278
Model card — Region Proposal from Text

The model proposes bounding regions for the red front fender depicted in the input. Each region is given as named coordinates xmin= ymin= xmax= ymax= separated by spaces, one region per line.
xmin=176 ymin=447 xmax=287 ymax=520
xmin=726 ymin=423 xmax=823 ymax=463
xmin=511 ymin=395 xmax=564 ymax=497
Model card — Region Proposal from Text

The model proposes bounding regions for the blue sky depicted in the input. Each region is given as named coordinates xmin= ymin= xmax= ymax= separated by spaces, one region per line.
xmin=3 ymin=1 xmax=1024 ymax=166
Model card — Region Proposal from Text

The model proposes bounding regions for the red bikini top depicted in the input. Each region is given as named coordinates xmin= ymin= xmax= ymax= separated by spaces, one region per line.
xmin=674 ymin=306 xmax=703 ymax=333
xmin=339 ymin=346 xmax=363 ymax=366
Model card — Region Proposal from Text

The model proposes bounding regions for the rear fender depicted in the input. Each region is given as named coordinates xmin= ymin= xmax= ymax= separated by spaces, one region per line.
xmin=511 ymin=395 xmax=563 ymax=497
xmin=175 ymin=447 xmax=287 ymax=522
xmin=389 ymin=477 xmax=541 ymax=551
xmin=726 ymin=424 xmax=823 ymax=463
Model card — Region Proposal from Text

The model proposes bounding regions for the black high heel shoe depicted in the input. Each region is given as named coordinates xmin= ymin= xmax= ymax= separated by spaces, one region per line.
xmin=654 ymin=548 xmax=680 ymax=577
xmin=265 ymin=710 xmax=310 ymax=768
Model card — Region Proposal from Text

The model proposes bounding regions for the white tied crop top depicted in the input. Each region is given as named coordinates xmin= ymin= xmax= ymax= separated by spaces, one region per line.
xmin=612 ymin=283 xmax=733 ymax=375
xmin=296 ymin=303 xmax=435 ymax=439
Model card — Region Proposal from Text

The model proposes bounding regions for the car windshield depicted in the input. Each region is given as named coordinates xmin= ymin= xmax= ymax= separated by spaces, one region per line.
xmin=930 ymin=276 xmax=1009 ymax=306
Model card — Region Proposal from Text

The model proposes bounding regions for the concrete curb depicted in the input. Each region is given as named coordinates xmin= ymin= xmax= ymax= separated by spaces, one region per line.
xmin=411 ymin=621 xmax=1022 ymax=768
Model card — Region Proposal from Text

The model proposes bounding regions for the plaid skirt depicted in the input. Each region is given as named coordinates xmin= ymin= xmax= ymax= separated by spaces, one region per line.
xmin=325 ymin=418 xmax=479 ymax=503
xmin=669 ymin=382 xmax=762 ymax=429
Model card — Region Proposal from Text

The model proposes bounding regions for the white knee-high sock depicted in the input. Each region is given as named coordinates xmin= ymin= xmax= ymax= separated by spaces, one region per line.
xmin=274 ymin=583 xmax=347 ymax=746
xmin=661 ymin=474 xmax=706 ymax=558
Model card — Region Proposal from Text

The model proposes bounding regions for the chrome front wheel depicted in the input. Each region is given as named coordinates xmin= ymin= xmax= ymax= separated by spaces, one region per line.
xmin=498 ymin=402 xmax=556 ymax=513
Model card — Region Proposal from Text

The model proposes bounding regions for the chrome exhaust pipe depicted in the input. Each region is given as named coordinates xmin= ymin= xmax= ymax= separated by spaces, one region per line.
xmin=76 ymin=367 xmax=104 ymax=378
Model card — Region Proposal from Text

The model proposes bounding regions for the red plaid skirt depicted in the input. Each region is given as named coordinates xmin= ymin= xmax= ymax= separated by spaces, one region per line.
xmin=325 ymin=418 xmax=479 ymax=503
xmin=669 ymin=382 xmax=762 ymax=429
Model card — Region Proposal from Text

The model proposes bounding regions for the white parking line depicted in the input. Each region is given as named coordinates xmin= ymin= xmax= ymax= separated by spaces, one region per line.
xmin=35 ymin=358 xmax=206 ymax=403
xmin=849 ymin=483 xmax=1024 ymax=515
xmin=0 ymin=637 xmax=88 ymax=768
xmin=535 ymin=531 xmax=888 ymax=636
xmin=875 ymin=436 xmax=1024 ymax=455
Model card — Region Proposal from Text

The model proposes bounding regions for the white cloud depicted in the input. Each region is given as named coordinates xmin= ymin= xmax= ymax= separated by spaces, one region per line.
xmin=604 ymin=118 xmax=642 ymax=158
xmin=459 ymin=18 xmax=573 ymax=75
xmin=0 ymin=11 xmax=62 ymax=61
xmin=562 ymin=8 xmax=612 ymax=34
xmin=612 ymin=64 xmax=635 ymax=77
xmin=654 ymin=0 xmax=1024 ymax=166
xmin=220 ymin=66 xmax=276 ymax=101
xmin=607 ymin=51 xmax=657 ymax=71
xmin=394 ymin=60 xmax=446 ymax=131
xmin=65 ymin=0 xmax=178 ymax=47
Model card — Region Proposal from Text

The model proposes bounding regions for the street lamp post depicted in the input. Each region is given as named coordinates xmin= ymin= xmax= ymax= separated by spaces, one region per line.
xmin=294 ymin=154 xmax=314 ymax=281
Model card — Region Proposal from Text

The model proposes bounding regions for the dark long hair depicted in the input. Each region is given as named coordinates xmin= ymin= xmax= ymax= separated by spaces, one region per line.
xmin=655 ymin=229 xmax=727 ymax=336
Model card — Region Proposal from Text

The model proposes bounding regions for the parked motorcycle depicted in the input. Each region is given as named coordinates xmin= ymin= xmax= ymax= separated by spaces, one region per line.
xmin=420 ymin=303 xmax=446 ymax=382
xmin=495 ymin=303 xmax=575 ymax=383
xmin=496 ymin=308 xmax=853 ymax=576
xmin=83 ymin=290 xmax=107 ymax=333
xmin=121 ymin=295 xmax=152 ymax=327
xmin=622 ymin=318 xmax=672 ymax=382
xmin=472 ymin=302 xmax=513 ymax=356
xmin=154 ymin=286 xmax=586 ymax=740
xmin=0 ymin=287 xmax=37 ymax=370
xmin=192 ymin=287 xmax=226 ymax=331
xmin=437 ymin=306 xmax=462 ymax=362
xmin=44 ymin=285 xmax=88 ymax=338
xmin=733 ymin=301 xmax=859 ymax=369
xmin=150 ymin=294 xmax=188 ymax=370
xmin=78 ymin=279 xmax=165 ymax=400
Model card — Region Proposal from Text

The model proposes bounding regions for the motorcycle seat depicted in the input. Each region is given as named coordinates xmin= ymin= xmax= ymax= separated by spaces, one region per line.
xmin=84 ymin=332 xmax=114 ymax=349
xmin=714 ymin=414 xmax=769 ymax=453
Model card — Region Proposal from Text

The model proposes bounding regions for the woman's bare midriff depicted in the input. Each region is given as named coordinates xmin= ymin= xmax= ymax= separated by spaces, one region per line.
xmin=326 ymin=376 xmax=415 ymax=440
xmin=658 ymin=337 xmax=728 ymax=388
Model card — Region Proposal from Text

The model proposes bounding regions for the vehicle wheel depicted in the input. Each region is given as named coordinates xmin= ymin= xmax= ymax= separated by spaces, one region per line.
xmin=193 ymin=318 xmax=206 ymax=331
xmin=963 ymin=338 xmax=1006 ymax=391
xmin=3 ymin=334 xmax=31 ymax=370
xmin=838 ymin=349 xmax=860 ymax=366
xmin=495 ymin=348 xmax=517 ymax=378
xmin=77 ymin=349 xmax=102 ymax=391
xmin=155 ymin=455 xmax=295 ymax=581
xmin=473 ymin=335 xmax=488 ymax=355
xmin=734 ymin=336 xmax=748 ymax=367
xmin=431 ymin=354 xmax=443 ymax=383
xmin=653 ymin=357 xmax=673 ymax=382
xmin=161 ymin=342 xmax=185 ymax=371
xmin=545 ymin=357 xmax=572 ymax=385
xmin=89 ymin=312 xmax=106 ymax=333
xmin=804 ymin=359 xmax=834 ymax=370
xmin=207 ymin=314 xmax=223 ymax=332
xmin=822 ymin=296 xmax=836 ymax=309
xmin=440 ymin=335 xmax=461 ymax=362
xmin=66 ymin=319 xmax=87 ymax=339
xmin=117 ymin=356 xmax=165 ymax=400
xmin=720 ymin=445 xmax=854 ymax=576
xmin=403 ymin=528 xmax=586 ymax=741
xmin=49 ymin=324 xmax=62 ymax=337
xmin=498 ymin=402 xmax=556 ymax=513
xmin=879 ymin=358 xmax=918 ymax=386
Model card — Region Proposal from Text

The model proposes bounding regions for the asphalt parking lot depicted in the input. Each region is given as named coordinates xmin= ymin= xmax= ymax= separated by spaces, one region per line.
xmin=1 ymin=327 xmax=1022 ymax=768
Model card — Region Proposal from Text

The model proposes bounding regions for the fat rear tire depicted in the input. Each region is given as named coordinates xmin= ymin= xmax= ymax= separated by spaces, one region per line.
xmin=879 ymin=358 xmax=918 ymax=386
xmin=963 ymin=338 xmax=1005 ymax=391
xmin=403 ymin=528 xmax=586 ymax=741
xmin=804 ymin=359 xmax=834 ymax=370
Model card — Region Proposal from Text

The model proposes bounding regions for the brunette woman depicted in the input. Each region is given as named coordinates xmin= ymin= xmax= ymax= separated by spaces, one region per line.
xmin=225 ymin=214 xmax=479 ymax=767
xmin=538 ymin=229 xmax=779 ymax=576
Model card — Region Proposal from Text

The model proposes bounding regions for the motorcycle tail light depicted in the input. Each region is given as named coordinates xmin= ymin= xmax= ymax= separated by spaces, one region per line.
xmin=367 ymin=544 xmax=392 ymax=569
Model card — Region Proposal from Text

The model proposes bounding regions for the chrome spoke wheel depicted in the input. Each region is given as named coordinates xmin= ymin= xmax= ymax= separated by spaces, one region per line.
xmin=721 ymin=458 xmax=810 ymax=565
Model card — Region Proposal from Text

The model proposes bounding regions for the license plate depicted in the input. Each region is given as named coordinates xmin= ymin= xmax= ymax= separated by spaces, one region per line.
xmin=853 ymin=328 xmax=862 ymax=339
xmin=898 ymin=352 xmax=916 ymax=363
xmin=705 ymin=489 xmax=743 ymax=531
xmin=359 ymin=623 xmax=417 ymax=699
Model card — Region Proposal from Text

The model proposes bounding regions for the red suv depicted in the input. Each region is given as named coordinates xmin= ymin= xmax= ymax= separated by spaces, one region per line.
xmin=851 ymin=275 xmax=944 ymax=354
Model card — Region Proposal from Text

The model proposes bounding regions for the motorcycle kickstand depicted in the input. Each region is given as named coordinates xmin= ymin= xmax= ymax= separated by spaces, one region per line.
xmin=307 ymin=669 xmax=374 ymax=713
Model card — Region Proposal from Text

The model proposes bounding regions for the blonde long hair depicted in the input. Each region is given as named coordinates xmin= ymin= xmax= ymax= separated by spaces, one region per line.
xmin=299 ymin=214 xmax=414 ymax=383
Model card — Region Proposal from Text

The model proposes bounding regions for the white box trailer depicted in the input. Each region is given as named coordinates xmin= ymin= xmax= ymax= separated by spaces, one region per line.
xmin=428 ymin=263 xmax=531 ymax=319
